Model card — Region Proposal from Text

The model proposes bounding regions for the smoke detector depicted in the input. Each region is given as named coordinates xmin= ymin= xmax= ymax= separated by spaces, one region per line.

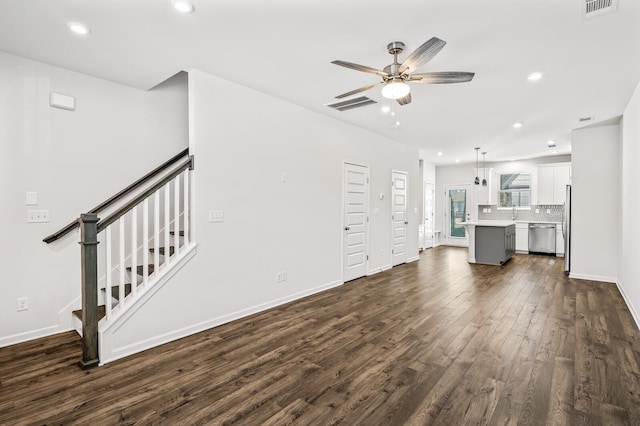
xmin=582 ymin=0 xmax=618 ymax=20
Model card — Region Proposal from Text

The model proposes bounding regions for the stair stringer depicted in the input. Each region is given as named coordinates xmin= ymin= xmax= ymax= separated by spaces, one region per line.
xmin=98 ymin=242 xmax=197 ymax=365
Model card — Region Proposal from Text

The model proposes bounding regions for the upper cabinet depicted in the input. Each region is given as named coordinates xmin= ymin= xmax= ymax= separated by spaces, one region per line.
xmin=535 ymin=163 xmax=571 ymax=205
xmin=474 ymin=167 xmax=493 ymax=205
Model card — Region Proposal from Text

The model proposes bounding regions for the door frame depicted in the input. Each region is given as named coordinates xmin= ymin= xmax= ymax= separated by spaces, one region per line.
xmin=424 ymin=181 xmax=434 ymax=249
xmin=342 ymin=161 xmax=371 ymax=282
xmin=444 ymin=183 xmax=472 ymax=247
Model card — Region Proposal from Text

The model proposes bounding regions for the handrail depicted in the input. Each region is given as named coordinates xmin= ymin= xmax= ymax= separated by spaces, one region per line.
xmin=97 ymin=157 xmax=193 ymax=232
xmin=43 ymin=148 xmax=189 ymax=243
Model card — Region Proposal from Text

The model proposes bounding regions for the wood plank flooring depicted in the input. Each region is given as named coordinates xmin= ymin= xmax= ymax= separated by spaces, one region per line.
xmin=2 ymin=247 xmax=640 ymax=425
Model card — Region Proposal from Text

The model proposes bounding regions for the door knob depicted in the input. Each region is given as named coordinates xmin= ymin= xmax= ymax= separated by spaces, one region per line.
xmin=344 ymin=226 xmax=350 ymax=231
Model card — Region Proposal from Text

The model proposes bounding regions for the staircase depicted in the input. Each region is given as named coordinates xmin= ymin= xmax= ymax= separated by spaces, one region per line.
xmin=45 ymin=149 xmax=195 ymax=368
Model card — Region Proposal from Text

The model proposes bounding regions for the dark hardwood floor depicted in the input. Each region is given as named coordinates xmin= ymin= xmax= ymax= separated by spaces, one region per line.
xmin=2 ymin=247 xmax=640 ymax=425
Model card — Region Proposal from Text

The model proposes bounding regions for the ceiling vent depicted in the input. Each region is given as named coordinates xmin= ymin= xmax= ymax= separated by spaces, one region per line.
xmin=325 ymin=96 xmax=377 ymax=112
xmin=579 ymin=115 xmax=594 ymax=123
xmin=582 ymin=0 xmax=618 ymax=20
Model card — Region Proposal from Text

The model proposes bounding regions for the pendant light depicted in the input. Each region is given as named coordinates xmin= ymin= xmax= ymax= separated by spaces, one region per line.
xmin=481 ymin=152 xmax=487 ymax=187
xmin=474 ymin=147 xmax=480 ymax=185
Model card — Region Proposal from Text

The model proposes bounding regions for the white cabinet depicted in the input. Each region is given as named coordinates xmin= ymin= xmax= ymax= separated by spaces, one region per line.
xmin=556 ymin=227 xmax=565 ymax=257
xmin=535 ymin=163 xmax=571 ymax=205
xmin=474 ymin=168 xmax=493 ymax=205
xmin=515 ymin=222 xmax=528 ymax=253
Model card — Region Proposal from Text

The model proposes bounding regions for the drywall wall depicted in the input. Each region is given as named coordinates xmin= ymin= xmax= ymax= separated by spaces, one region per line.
xmin=0 ymin=51 xmax=188 ymax=346
xmin=620 ymin=82 xmax=640 ymax=324
xmin=105 ymin=69 xmax=420 ymax=359
xmin=570 ymin=124 xmax=620 ymax=283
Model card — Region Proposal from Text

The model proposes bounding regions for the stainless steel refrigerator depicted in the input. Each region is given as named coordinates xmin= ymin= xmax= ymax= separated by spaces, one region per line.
xmin=563 ymin=185 xmax=572 ymax=275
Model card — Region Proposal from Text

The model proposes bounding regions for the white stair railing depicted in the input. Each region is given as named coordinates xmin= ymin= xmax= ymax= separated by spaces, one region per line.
xmin=78 ymin=156 xmax=193 ymax=368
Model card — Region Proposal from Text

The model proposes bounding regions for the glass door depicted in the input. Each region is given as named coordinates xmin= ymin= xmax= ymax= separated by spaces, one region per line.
xmin=445 ymin=184 xmax=471 ymax=246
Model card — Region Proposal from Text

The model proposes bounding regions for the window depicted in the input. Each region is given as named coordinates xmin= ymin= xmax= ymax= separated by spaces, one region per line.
xmin=499 ymin=173 xmax=531 ymax=208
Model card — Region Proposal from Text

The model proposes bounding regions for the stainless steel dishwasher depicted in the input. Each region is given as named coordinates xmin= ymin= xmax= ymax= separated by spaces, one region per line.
xmin=528 ymin=223 xmax=556 ymax=254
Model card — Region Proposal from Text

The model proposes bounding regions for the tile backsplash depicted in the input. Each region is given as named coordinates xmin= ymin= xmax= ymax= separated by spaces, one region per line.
xmin=478 ymin=204 xmax=564 ymax=222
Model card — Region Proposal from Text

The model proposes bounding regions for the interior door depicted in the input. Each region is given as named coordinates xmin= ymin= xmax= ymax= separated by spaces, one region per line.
xmin=444 ymin=184 xmax=471 ymax=246
xmin=392 ymin=171 xmax=408 ymax=266
xmin=424 ymin=182 xmax=434 ymax=249
xmin=343 ymin=163 xmax=369 ymax=282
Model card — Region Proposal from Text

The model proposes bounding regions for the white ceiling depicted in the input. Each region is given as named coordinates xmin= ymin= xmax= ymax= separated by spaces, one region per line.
xmin=1 ymin=0 xmax=639 ymax=165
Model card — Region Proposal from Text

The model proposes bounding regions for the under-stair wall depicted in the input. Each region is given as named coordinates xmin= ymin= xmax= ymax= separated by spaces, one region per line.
xmin=0 ymin=51 xmax=188 ymax=348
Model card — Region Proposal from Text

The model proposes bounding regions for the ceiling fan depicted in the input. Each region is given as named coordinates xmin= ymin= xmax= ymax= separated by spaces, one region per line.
xmin=331 ymin=37 xmax=475 ymax=106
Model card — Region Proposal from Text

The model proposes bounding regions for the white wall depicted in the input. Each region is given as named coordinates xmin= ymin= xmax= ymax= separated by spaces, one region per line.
xmin=105 ymin=69 xmax=420 ymax=358
xmin=620 ymin=82 xmax=640 ymax=323
xmin=570 ymin=124 xmax=620 ymax=283
xmin=0 ymin=51 xmax=188 ymax=346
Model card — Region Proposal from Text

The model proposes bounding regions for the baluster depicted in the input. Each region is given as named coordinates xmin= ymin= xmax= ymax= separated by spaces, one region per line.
xmin=174 ymin=175 xmax=181 ymax=255
xmin=184 ymin=170 xmax=190 ymax=246
xmin=143 ymin=198 xmax=149 ymax=287
xmin=164 ymin=182 xmax=171 ymax=266
xmin=154 ymin=191 xmax=160 ymax=276
xmin=119 ymin=216 xmax=125 ymax=310
xmin=131 ymin=206 xmax=138 ymax=297
xmin=105 ymin=225 xmax=112 ymax=318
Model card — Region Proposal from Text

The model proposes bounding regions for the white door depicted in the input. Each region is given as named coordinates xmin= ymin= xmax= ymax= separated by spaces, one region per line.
xmin=424 ymin=182 xmax=434 ymax=249
xmin=392 ymin=171 xmax=408 ymax=266
xmin=444 ymin=184 xmax=471 ymax=246
xmin=343 ymin=163 xmax=369 ymax=282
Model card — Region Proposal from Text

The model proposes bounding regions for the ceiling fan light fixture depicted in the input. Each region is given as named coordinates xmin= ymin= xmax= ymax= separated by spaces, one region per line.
xmin=381 ymin=80 xmax=410 ymax=99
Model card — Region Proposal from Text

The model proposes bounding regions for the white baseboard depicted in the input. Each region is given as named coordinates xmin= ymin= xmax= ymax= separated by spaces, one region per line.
xmin=407 ymin=255 xmax=420 ymax=263
xmin=569 ymin=272 xmax=617 ymax=283
xmin=99 ymin=278 xmax=344 ymax=365
xmin=615 ymin=280 xmax=640 ymax=331
xmin=0 ymin=324 xmax=71 ymax=348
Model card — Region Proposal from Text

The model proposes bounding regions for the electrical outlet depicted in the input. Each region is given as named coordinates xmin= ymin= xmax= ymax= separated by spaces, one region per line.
xmin=282 ymin=271 xmax=287 ymax=281
xmin=17 ymin=297 xmax=28 ymax=311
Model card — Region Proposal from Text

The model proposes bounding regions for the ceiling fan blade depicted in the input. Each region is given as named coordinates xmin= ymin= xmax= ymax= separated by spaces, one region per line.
xmin=399 ymin=37 xmax=447 ymax=75
xmin=396 ymin=93 xmax=412 ymax=106
xmin=335 ymin=82 xmax=383 ymax=99
xmin=331 ymin=60 xmax=389 ymax=77
xmin=408 ymin=71 xmax=475 ymax=84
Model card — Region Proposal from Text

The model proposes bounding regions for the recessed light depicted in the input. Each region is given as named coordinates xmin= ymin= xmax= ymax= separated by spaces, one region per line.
xmin=513 ymin=122 xmax=523 ymax=129
xmin=437 ymin=152 xmax=443 ymax=156
xmin=173 ymin=0 xmax=194 ymax=13
xmin=510 ymin=158 xmax=515 ymax=161
xmin=547 ymin=140 xmax=556 ymax=147
xmin=68 ymin=22 xmax=90 ymax=35
xmin=381 ymin=105 xmax=391 ymax=114
xmin=553 ymin=150 xmax=558 ymax=154
xmin=455 ymin=159 xmax=460 ymax=163
xmin=528 ymin=72 xmax=543 ymax=81
xmin=392 ymin=121 xmax=401 ymax=128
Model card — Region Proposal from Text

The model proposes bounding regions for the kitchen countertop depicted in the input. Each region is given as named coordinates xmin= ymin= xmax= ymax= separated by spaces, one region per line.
xmin=461 ymin=220 xmax=516 ymax=227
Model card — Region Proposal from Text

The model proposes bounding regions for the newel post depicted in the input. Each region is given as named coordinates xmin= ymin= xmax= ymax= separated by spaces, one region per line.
xmin=79 ymin=213 xmax=100 ymax=369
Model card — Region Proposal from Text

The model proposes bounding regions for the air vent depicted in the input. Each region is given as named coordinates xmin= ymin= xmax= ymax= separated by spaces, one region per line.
xmin=583 ymin=0 xmax=617 ymax=20
xmin=325 ymin=96 xmax=377 ymax=112
xmin=579 ymin=116 xmax=594 ymax=122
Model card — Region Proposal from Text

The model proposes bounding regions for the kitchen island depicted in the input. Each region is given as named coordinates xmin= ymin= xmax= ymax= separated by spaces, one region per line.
xmin=461 ymin=221 xmax=516 ymax=265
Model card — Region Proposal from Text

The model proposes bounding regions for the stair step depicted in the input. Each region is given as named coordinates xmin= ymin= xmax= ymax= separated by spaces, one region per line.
xmin=127 ymin=264 xmax=155 ymax=276
xmin=169 ymin=231 xmax=185 ymax=237
xmin=72 ymin=305 xmax=106 ymax=321
xmin=101 ymin=283 xmax=133 ymax=299
xmin=149 ymin=246 xmax=175 ymax=256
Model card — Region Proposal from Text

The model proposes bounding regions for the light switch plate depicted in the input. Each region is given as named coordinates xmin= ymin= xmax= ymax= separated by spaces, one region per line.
xmin=26 ymin=210 xmax=49 ymax=223
xmin=208 ymin=210 xmax=224 ymax=223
